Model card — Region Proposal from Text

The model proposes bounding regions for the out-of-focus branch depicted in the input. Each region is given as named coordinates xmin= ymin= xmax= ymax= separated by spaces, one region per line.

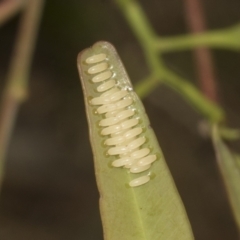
xmin=0 ymin=0 xmax=27 ymax=27
xmin=116 ymin=0 xmax=224 ymax=123
xmin=135 ymin=74 xmax=160 ymax=99
xmin=155 ymin=24 xmax=240 ymax=52
xmin=183 ymin=0 xmax=219 ymax=103
xmin=0 ymin=0 xmax=45 ymax=190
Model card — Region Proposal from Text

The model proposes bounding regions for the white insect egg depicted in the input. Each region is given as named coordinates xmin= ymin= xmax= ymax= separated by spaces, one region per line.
xmin=91 ymin=97 xmax=109 ymax=106
xmin=105 ymin=127 xmax=142 ymax=146
xmin=120 ymin=118 xmax=138 ymax=130
xmin=97 ymin=80 xmax=116 ymax=92
xmin=130 ymin=164 xmax=151 ymax=173
xmin=101 ymin=119 xmax=138 ymax=135
xmin=101 ymin=124 xmax=122 ymax=136
xmin=97 ymin=98 xmax=133 ymax=114
xmin=108 ymin=137 xmax=145 ymax=155
xmin=114 ymin=98 xmax=133 ymax=110
xmin=99 ymin=109 xmax=135 ymax=127
xmin=110 ymin=129 xmax=128 ymax=137
xmin=97 ymin=103 xmax=118 ymax=114
xmin=108 ymin=90 xmax=128 ymax=102
xmin=99 ymin=116 xmax=119 ymax=127
xmin=116 ymin=109 xmax=134 ymax=121
xmin=105 ymin=109 xmax=121 ymax=118
xmin=92 ymin=90 xmax=129 ymax=106
xmin=108 ymin=145 xmax=128 ymax=155
xmin=85 ymin=53 xmax=106 ymax=64
xmin=92 ymin=70 xmax=112 ymax=83
xmin=100 ymin=87 xmax=118 ymax=97
xmin=129 ymin=175 xmax=150 ymax=187
xmin=124 ymin=127 xmax=142 ymax=140
xmin=127 ymin=137 xmax=146 ymax=151
xmin=105 ymin=135 xmax=125 ymax=146
xmin=85 ymin=51 xmax=157 ymax=187
xmin=137 ymin=155 xmax=157 ymax=166
xmin=124 ymin=159 xmax=138 ymax=169
xmin=130 ymin=148 xmax=150 ymax=159
xmin=88 ymin=62 xmax=108 ymax=74
xmin=112 ymin=156 xmax=132 ymax=167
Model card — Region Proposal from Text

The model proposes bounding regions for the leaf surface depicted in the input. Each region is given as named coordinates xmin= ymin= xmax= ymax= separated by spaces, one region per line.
xmin=212 ymin=125 xmax=240 ymax=230
xmin=77 ymin=41 xmax=194 ymax=240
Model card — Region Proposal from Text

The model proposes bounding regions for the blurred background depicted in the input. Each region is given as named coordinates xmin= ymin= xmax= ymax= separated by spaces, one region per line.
xmin=0 ymin=0 xmax=240 ymax=239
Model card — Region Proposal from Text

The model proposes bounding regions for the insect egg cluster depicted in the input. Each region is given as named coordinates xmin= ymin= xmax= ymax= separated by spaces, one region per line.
xmin=85 ymin=53 xmax=157 ymax=187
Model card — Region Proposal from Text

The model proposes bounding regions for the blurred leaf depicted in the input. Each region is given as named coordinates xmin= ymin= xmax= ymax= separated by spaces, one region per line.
xmin=78 ymin=42 xmax=194 ymax=240
xmin=235 ymin=154 xmax=240 ymax=169
xmin=212 ymin=125 xmax=240 ymax=230
xmin=219 ymin=127 xmax=240 ymax=140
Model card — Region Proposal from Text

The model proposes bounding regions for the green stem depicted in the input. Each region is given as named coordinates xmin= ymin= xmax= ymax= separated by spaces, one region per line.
xmin=134 ymin=74 xmax=160 ymax=99
xmin=219 ymin=127 xmax=240 ymax=140
xmin=0 ymin=0 xmax=45 ymax=191
xmin=116 ymin=0 xmax=155 ymax=45
xmin=135 ymin=68 xmax=224 ymax=123
xmin=161 ymin=69 xmax=224 ymax=122
xmin=116 ymin=0 xmax=225 ymax=123
xmin=155 ymin=24 xmax=240 ymax=52
xmin=116 ymin=0 xmax=163 ymax=73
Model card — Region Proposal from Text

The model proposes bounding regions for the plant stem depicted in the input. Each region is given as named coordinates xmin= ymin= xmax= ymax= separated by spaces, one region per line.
xmin=0 ymin=0 xmax=27 ymax=27
xmin=161 ymin=69 xmax=224 ymax=123
xmin=0 ymin=0 xmax=45 ymax=190
xmin=183 ymin=0 xmax=219 ymax=103
xmin=155 ymin=24 xmax=240 ymax=52
xmin=115 ymin=0 xmax=225 ymax=123
xmin=134 ymin=74 xmax=160 ymax=99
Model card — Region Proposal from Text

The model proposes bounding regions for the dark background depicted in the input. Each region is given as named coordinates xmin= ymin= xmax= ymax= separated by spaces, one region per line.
xmin=0 ymin=0 xmax=240 ymax=239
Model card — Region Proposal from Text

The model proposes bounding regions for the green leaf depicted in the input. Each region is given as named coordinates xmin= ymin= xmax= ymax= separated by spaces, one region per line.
xmin=212 ymin=125 xmax=240 ymax=230
xmin=77 ymin=41 xmax=194 ymax=240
